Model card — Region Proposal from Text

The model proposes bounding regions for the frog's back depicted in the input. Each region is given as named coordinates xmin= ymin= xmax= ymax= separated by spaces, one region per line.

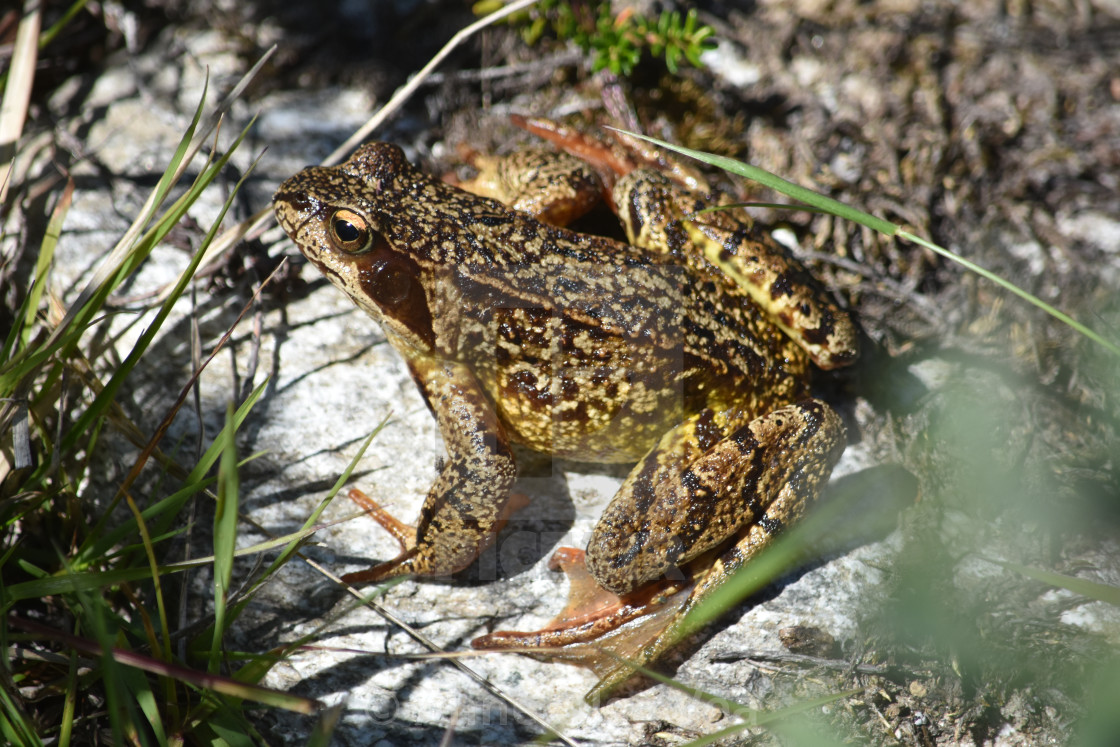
xmin=441 ymin=223 xmax=810 ymax=461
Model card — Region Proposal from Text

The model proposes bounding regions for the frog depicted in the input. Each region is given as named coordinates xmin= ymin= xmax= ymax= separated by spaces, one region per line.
xmin=272 ymin=116 xmax=858 ymax=700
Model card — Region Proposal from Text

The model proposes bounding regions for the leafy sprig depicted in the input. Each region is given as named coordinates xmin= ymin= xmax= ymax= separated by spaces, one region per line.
xmin=475 ymin=1 xmax=717 ymax=75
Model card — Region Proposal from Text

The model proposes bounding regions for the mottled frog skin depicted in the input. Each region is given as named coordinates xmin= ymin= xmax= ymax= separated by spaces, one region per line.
xmin=273 ymin=119 xmax=857 ymax=697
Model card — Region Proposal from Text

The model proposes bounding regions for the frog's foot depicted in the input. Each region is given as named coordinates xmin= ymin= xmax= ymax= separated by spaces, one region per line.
xmin=340 ymin=489 xmax=529 ymax=586
xmin=513 ymin=114 xmax=709 ymax=195
xmin=471 ymin=547 xmax=690 ymax=651
xmin=339 ymin=488 xmax=419 ymax=585
xmin=512 ymin=115 xmax=636 ymax=191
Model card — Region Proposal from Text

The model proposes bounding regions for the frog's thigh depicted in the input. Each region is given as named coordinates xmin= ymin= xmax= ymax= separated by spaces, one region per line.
xmin=585 ymin=399 xmax=845 ymax=595
xmin=464 ymin=148 xmax=603 ymax=227
xmin=688 ymin=220 xmax=859 ymax=370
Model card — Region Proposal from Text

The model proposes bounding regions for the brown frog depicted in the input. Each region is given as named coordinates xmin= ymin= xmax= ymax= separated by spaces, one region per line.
xmin=273 ymin=117 xmax=857 ymax=698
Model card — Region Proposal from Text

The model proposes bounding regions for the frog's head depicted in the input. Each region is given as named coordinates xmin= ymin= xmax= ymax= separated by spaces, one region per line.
xmin=274 ymin=143 xmax=435 ymax=352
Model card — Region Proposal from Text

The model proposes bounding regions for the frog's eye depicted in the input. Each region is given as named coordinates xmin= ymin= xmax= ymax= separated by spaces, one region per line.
xmin=329 ymin=209 xmax=373 ymax=253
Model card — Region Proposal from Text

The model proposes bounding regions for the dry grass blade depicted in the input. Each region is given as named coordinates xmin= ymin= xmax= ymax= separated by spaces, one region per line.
xmin=8 ymin=616 xmax=322 ymax=714
xmin=192 ymin=0 xmax=543 ymax=282
xmin=0 ymin=0 xmax=40 ymax=208
xmin=302 ymin=558 xmax=581 ymax=747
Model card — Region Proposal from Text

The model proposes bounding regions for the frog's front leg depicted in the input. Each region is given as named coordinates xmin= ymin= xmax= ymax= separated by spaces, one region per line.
xmin=341 ymin=355 xmax=517 ymax=585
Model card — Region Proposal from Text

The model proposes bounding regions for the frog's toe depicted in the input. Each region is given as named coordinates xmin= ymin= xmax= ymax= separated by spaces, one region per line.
xmin=347 ymin=487 xmax=417 ymax=551
xmin=340 ymin=549 xmax=419 ymax=586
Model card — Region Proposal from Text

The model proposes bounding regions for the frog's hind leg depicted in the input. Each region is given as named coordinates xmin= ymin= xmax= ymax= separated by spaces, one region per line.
xmin=456 ymin=142 xmax=606 ymax=227
xmin=580 ymin=399 xmax=846 ymax=700
xmin=586 ymin=399 xmax=846 ymax=597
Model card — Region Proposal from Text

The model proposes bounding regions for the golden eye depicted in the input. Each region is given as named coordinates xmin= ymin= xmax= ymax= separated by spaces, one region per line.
xmin=329 ymin=209 xmax=372 ymax=253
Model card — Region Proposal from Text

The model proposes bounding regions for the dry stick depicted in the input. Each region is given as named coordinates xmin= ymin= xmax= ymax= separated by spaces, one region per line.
xmin=304 ymin=558 xmax=580 ymax=747
xmin=323 ymin=0 xmax=543 ymax=166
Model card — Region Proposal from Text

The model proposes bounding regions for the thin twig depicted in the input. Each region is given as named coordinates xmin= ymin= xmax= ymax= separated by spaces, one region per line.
xmin=323 ymin=0 xmax=543 ymax=166
xmin=304 ymin=558 xmax=579 ymax=747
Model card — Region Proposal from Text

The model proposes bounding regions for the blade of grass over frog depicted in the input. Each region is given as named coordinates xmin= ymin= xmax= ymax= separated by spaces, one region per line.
xmin=617 ymin=129 xmax=1120 ymax=358
xmin=324 ymin=0 xmax=541 ymax=166
xmin=992 ymin=559 xmax=1120 ymax=606
xmin=7 ymin=616 xmax=320 ymax=714
xmin=211 ymin=405 xmax=239 ymax=675
xmin=611 ymin=128 xmax=898 ymax=235
xmin=670 ymin=487 xmax=854 ymax=652
xmin=695 ymin=201 xmax=833 ymax=217
xmin=2 ymin=178 xmax=72 ymax=362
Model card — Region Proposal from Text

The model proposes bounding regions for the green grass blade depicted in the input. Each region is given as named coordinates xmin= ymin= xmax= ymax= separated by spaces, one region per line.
xmin=899 ymin=230 xmax=1120 ymax=356
xmin=7 ymin=615 xmax=321 ymax=714
xmin=0 ymin=83 xmax=208 ymax=391
xmin=122 ymin=664 xmax=169 ymax=747
xmin=2 ymin=180 xmax=72 ymax=364
xmin=39 ymin=0 xmax=92 ymax=50
xmin=210 ymin=404 xmax=239 ymax=674
xmin=72 ymin=475 xmax=217 ymax=567
xmin=59 ymin=122 xmax=260 ymax=458
xmin=676 ymin=690 xmax=859 ymax=747
xmin=225 ymin=415 xmax=391 ymax=625
xmin=611 ymin=128 xmax=898 ymax=236
xmin=670 ymin=486 xmax=857 ymax=648
xmin=615 ymin=129 xmax=1120 ymax=357
xmin=59 ymin=651 xmax=78 ymax=747
xmin=0 ymin=680 xmax=43 ymax=747
xmin=993 ymin=559 xmax=1120 ymax=606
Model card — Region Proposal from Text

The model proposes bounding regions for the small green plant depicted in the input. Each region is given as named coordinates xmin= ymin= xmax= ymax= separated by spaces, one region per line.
xmin=475 ymin=0 xmax=717 ymax=75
